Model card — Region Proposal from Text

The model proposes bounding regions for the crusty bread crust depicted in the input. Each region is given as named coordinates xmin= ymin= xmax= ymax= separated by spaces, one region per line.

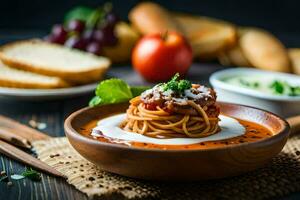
xmin=0 ymin=40 xmax=110 ymax=84
xmin=0 ymin=77 xmax=70 ymax=89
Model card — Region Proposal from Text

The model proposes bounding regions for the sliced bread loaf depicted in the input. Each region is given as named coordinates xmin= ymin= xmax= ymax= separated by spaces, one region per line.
xmin=0 ymin=62 xmax=69 ymax=89
xmin=0 ymin=40 xmax=110 ymax=84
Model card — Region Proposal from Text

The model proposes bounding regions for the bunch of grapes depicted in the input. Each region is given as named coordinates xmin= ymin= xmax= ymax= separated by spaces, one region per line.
xmin=45 ymin=10 xmax=119 ymax=56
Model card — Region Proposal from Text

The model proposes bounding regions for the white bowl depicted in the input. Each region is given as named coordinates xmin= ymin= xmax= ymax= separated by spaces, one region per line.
xmin=209 ymin=68 xmax=300 ymax=117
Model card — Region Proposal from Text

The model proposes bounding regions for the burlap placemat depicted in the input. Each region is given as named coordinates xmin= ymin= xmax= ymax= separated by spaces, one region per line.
xmin=32 ymin=136 xmax=300 ymax=199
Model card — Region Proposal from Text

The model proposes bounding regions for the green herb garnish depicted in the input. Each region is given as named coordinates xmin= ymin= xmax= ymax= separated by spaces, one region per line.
xmin=269 ymin=80 xmax=300 ymax=96
xmin=270 ymin=80 xmax=284 ymax=94
xmin=89 ymin=79 xmax=149 ymax=107
xmin=21 ymin=168 xmax=41 ymax=181
xmin=163 ymin=73 xmax=191 ymax=93
xmin=239 ymin=78 xmax=260 ymax=88
xmin=253 ymin=82 xmax=260 ymax=88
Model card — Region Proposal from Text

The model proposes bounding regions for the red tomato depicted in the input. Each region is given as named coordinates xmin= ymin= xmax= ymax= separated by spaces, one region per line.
xmin=132 ymin=32 xmax=193 ymax=82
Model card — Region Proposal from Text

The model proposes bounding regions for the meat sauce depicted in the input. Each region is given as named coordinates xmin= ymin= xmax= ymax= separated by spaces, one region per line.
xmin=140 ymin=83 xmax=219 ymax=117
xmin=79 ymin=117 xmax=273 ymax=150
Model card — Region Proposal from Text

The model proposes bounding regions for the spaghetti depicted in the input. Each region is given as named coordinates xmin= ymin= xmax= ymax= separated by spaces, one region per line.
xmin=120 ymin=75 xmax=220 ymax=138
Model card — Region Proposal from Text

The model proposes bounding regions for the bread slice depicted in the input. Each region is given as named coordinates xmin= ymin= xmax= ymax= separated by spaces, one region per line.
xmin=174 ymin=14 xmax=237 ymax=60
xmin=0 ymin=62 xmax=69 ymax=89
xmin=0 ymin=40 xmax=110 ymax=84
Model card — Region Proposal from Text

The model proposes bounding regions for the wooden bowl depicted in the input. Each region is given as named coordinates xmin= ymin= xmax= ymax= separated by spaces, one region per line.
xmin=64 ymin=102 xmax=290 ymax=181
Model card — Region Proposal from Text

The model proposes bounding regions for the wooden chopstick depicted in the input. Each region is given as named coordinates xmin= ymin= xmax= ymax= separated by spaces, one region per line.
xmin=0 ymin=115 xmax=65 ymax=178
xmin=0 ymin=115 xmax=50 ymax=142
xmin=0 ymin=127 xmax=31 ymax=149
xmin=0 ymin=140 xmax=65 ymax=178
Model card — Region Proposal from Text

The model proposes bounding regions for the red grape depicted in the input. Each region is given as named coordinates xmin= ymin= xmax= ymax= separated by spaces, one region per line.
xmin=86 ymin=42 xmax=102 ymax=55
xmin=92 ymin=26 xmax=118 ymax=46
xmin=64 ymin=36 xmax=86 ymax=50
xmin=52 ymin=24 xmax=67 ymax=36
xmin=67 ymin=20 xmax=85 ymax=33
xmin=102 ymin=25 xmax=118 ymax=46
xmin=44 ymin=34 xmax=65 ymax=44
xmin=105 ymin=12 xmax=119 ymax=26
xmin=92 ymin=29 xmax=106 ymax=45
xmin=50 ymin=24 xmax=67 ymax=44
xmin=82 ymin=29 xmax=94 ymax=42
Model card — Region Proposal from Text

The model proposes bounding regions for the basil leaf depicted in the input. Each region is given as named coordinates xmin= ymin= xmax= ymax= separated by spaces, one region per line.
xmin=96 ymin=79 xmax=132 ymax=104
xmin=89 ymin=79 xmax=150 ymax=107
xmin=64 ymin=6 xmax=94 ymax=24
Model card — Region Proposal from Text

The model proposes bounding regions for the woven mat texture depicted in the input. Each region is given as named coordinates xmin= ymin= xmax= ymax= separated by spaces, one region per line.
xmin=32 ymin=136 xmax=300 ymax=200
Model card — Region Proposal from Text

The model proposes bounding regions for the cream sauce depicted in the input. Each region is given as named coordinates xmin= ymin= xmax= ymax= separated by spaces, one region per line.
xmin=91 ymin=114 xmax=245 ymax=145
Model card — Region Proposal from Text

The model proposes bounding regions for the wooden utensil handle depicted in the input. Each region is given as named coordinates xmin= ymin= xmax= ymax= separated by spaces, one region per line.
xmin=0 ymin=115 xmax=50 ymax=142
xmin=0 ymin=140 xmax=65 ymax=178
xmin=286 ymin=115 xmax=300 ymax=135
xmin=0 ymin=127 xmax=31 ymax=149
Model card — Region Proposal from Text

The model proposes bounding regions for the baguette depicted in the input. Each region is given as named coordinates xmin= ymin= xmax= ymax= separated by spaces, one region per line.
xmin=218 ymin=45 xmax=252 ymax=67
xmin=0 ymin=40 xmax=110 ymax=84
xmin=218 ymin=29 xmax=252 ymax=67
xmin=174 ymin=14 xmax=237 ymax=60
xmin=129 ymin=2 xmax=184 ymax=35
xmin=0 ymin=62 xmax=69 ymax=89
xmin=288 ymin=48 xmax=300 ymax=75
xmin=239 ymin=28 xmax=291 ymax=72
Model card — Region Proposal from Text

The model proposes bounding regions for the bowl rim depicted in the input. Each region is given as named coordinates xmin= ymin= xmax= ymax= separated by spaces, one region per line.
xmin=64 ymin=102 xmax=290 ymax=153
xmin=209 ymin=68 xmax=300 ymax=102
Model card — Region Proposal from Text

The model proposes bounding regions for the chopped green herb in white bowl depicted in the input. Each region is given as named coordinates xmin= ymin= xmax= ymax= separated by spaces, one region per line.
xmin=210 ymin=68 xmax=300 ymax=117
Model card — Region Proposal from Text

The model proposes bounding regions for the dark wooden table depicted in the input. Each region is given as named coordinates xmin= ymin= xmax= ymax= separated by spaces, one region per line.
xmin=0 ymin=59 xmax=299 ymax=199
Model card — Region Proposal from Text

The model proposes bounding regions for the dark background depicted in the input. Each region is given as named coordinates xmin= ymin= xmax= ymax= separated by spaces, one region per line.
xmin=0 ymin=1 xmax=300 ymax=199
xmin=0 ymin=0 xmax=299 ymax=47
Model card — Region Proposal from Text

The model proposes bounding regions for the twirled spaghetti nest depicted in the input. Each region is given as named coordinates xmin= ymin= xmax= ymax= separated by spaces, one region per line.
xmin=120 ymin=97 xmax=220 ymax=138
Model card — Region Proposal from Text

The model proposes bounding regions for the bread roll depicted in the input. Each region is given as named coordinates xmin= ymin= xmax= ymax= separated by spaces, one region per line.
xmin=174 ymin=14 xmax=237 ymax=60
xmin=218 ymin=45 xmax=252 ymax=67
xmin=239 ymin=28 xmax=291 ymax=72
xmin=218 ymin=29 xmax=251 ymax=67
xmin=288 ymin=48 xmax=300 ymax=75
xmin=129 ymin=2 xmax=184 ymax=35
